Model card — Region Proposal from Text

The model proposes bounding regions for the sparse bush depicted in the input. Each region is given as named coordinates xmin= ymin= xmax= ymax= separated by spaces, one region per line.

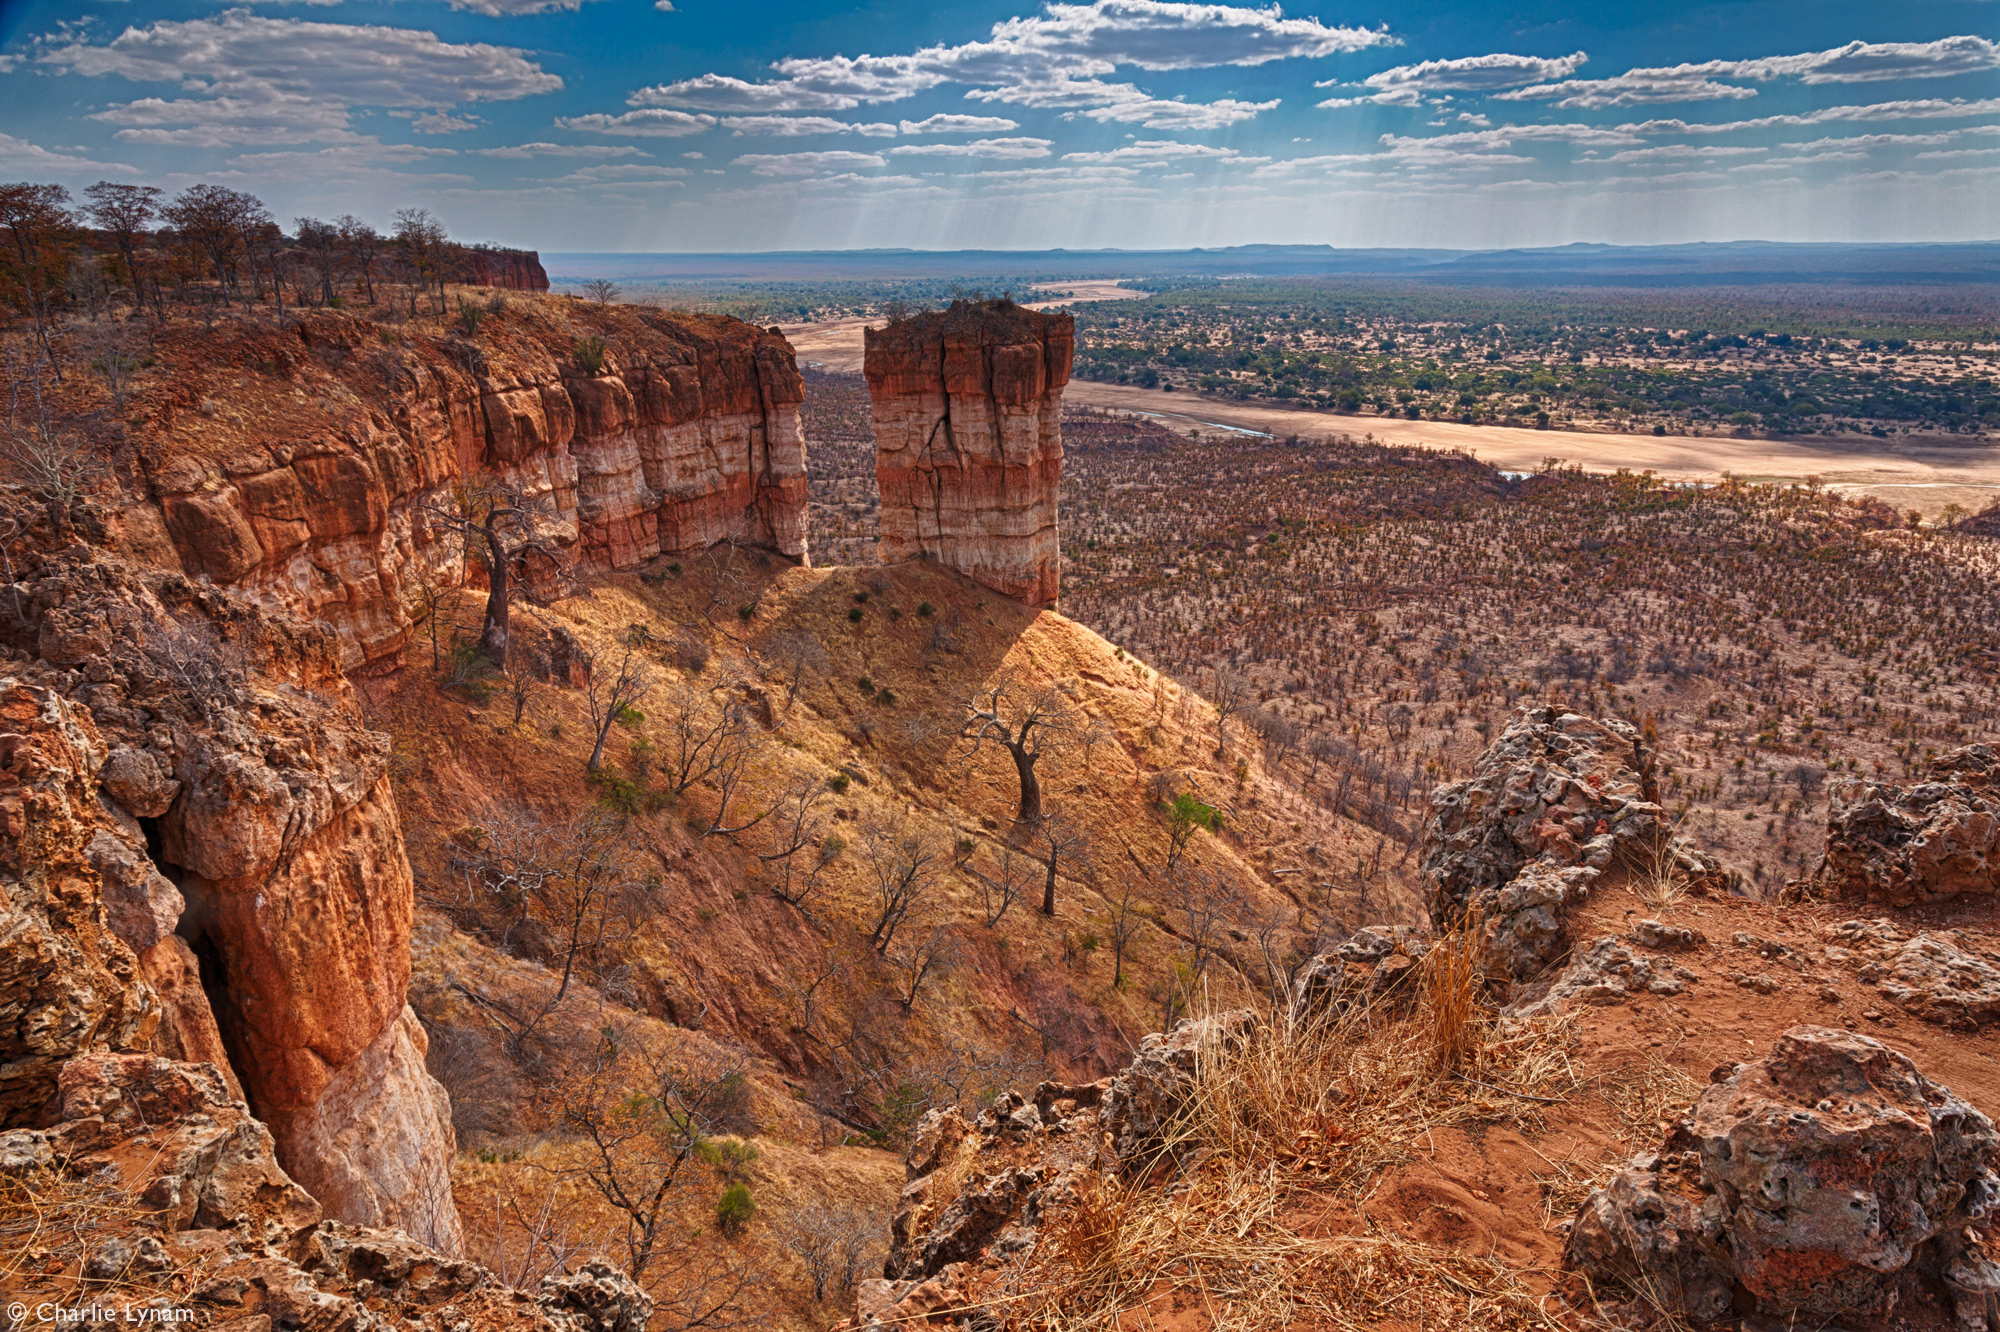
xmin=573 ymin=334 xmax=608 ymax=374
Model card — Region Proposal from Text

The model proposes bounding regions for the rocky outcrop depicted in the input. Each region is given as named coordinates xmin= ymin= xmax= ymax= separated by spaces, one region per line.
xmin=463 ymin=246 xmax=551 ymax=292
xmin=0 ymin=1050 xmax=649 ymax=1331
xmin=1802 ymin=746 xmax=1998 ymax=905
xmin=1822 ymin=918 xmax=2000 ymax=1028
xmin=864 ymin=300 xmax=1071 ymax=608
xmin=129 ymin=306 xmax=807 ymax=672
xmin=0 ymin=544 xmax=459 ymax=1248
xmin=1420 ymin=705 xmax=1716 ymax=994
xmin=1566 ymin=1026 xmax=2000 ymax=1328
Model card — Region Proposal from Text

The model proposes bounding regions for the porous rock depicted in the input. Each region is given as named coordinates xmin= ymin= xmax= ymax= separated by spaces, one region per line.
xmin=1566 ymin=1026 xmax=2000 ymax=1326
xmin=1804 ymin=747 xmax=1999 ymax=905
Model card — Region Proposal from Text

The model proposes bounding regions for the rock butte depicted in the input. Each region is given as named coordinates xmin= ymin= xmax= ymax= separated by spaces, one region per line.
xmin=864 ymin=300 xmax=1072 ymax=609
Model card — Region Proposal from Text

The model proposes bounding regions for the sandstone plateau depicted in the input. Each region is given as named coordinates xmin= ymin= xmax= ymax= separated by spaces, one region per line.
xmin=462 ymin=246 xmax=552 ymax=292
xmin=864 ymin=300 xmax=1072 ymax=608
xmin=133 ymin=303 xmax=807 ymax=672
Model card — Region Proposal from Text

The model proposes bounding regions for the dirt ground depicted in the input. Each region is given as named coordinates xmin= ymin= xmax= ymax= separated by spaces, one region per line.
xmin=779 ymin=318 xmax=2000 ymax=521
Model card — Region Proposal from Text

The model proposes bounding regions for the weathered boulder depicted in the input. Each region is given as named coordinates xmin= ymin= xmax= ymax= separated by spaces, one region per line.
xmin=1823 ymin=918 xmax=2000 ymax=1029
xmin=865 ymin=300 xmax=1071 ymax=608
xmin=1291 ymin=924 xmax=1429 ymax=1015
xmin=1419 ymin=706 xmax=1713 ymax=992
xmin=1566 ymin=1026 xmax=2000 ymax=1326
xmin=1804 ymin=747 xmax=1999 ymax=905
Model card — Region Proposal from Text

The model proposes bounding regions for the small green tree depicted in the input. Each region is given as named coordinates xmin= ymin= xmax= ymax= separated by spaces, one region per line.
xmin=716 ymin=1184 xmax=755 ymax=1237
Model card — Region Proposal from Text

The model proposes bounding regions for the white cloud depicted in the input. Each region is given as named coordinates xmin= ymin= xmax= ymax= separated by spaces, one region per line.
xmin=412 ymin=111 xmax=481 ymax=133
xmin=1061 ymin=138 xmax=1263 ymax=164
xmin=1623 ymin=98 xmax=2000 ymax=135
xmin=552 ymin=163 xmax=690 ymax=183
xmin=718 ymin=116 xmax=899 ymax=137
xmin=0 ymin=132 xmax=137 ymax=175
xmin=621 ymin=1 xmax=1390 ymax=126
xmin=888 ymin=136 xmax=1053 ymax=158
xmin=473 ymin=141 xmax=648 ymax=158
xmin=1598 ymin=143 xmax=1766 ymax=162
xmin=555 ymin=109 xmax=717 ymax=136
xmin=1501 ymin=36 xmax=1999 ymax=109
xmin=43 ymin=11 xmax=559 ymax=148
xmin=1326 ymin=50 xmax=1587 ymax=106
xmin=733 ymin=149 xmax=887 ymax=175
xmin=1075 ymin=95 xmax=1278 ymax=129
xmin=898 ymin=114 xmax=1021 ymax=134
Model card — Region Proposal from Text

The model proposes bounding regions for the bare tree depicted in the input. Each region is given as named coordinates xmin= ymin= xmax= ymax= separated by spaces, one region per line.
xmin=1107 ymin=876 xmax=1146 ymax=989
xmin=393 ymin=207 xmax=452 ymax=315
xmin=957 ymin=675 xmax=1076 ymax=825
xmin=861 ymin=816 xmax=941 ymax=954
xmin=82 ymin=181 xmax=161 ymax=307
xmin=141 ymin=614 xmax=248 ymax=718
xmin=762 ymin=630 xmax=829 ymax=716
xmin=335 ymin=214 xmax=383 ymax=303
xmin=759 ymin=773 xmax=841 ymax=907
xmin=775 ymin=1200 xmax=879 ymax=1303
xmin=1033 ymin=806 xmax=1091 ymax=917
xmin=1207 ymin=664 xmax=1253 ymax=755
xmin=582 ymin=278 xmax=622 ymax=305
xmin=658 ymin=679 xmax=753 ymax=795
xmin=886 ymin=925 xmax=954 ymax=1011
xmin=1 ymin=402 xmax=105 ymax=539
xmin=701 ymin=722 xmax=769 ymax=837
xmin=0 ymin=182 xmax=76 ymax=370
xmin=584 ymin=646 xmax=652 ymax=773
xmin=295 ymin=215 xmax=344 ymax=306
xmin=419 ymin=488 xmax=566 ymax=670
xmin=1172 ymin=865 xmax=1244 ymax=987
xmin=966 ymin=843 xmax=1033 ymax=927
xmin=163 ymin=183 xmax=268 ymax=307
xmin=452 ymin=803 xmax=643 ymax=1002
xmin=557 ymin=1036 xmax=764 ymax=1324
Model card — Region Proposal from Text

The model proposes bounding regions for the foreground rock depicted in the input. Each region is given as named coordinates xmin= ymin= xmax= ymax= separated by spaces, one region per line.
xmin=1566 ymin=1026 xmax=2000 ymax=1327
xmin=864 ymin=300 xmax=1072 ymax=609
xmin=1803 ymin=746 xmax=1999 ymax=905
xmin=0 ymin=545 xmax=458 ymax=1246
xmin=0 ymin=1051 xmax=649 ymax=1331
xmin=1419 ymin=705 xmax=1717 ymax=995
xmin=849 ymin=1012 xmax=1247 ymax=1327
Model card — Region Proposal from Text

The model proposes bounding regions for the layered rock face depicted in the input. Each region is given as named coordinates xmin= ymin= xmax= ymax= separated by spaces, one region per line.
xmin=864 ymin=301 xmax=1071 ymax=608
xmin=0 ymin=544 xmax=459 ymax=1249
xmin=1419 ymin=705 xmax=1717 ymax=994
xmin=134 ymin=307 xmax=806 ymax=672
xmin=1803 ymin=745 xmax=1998 ymax=904
xmin=1566 ymin=1026 xmax=2000 ymax=1327
xmin=463 ymin=246 xmax=551 ymax=292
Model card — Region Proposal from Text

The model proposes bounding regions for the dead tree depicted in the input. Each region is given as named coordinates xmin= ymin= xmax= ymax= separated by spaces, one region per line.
xmin=1033 ymin=806 xmax=1091 ymax=917
xmin=957 ymin=675 xmax=1076 ymax=826
xmin=584 ymin=646 xmax=652 ymax=773
xmin=861 ymin=816 xmax=940 ymax=954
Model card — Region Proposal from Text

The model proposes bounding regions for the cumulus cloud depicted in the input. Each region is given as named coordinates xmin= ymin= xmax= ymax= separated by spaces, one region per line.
xmin=888 ymin=136 xmax=1053 ymax=158
xmin=1501 ymin=36 xmax=1999 ymax=108
xmin=473 ymin=141 xmax=649 ymax=158
xmin=1320 ymin=50 xmax=1587 ymax=107
xmin=1061 ymin=138 xmax=1264 ymax=164
xmin=620 ymin=1 xmax=1374 ymax=129
xmin=898 ymin=114 xmax=1021 ymax=134
xmin=733 ymin=149 xmax=887 ymax=175
xmin=42 ymin=10 xmax=560 ymax=148
xmin=0 ymin=132 xmax=137 ymax=175
xmin=555 ymin=109 xmax=718 ymax=136
xmin=718 ymin=116 xmax=899 ymax=137
xmin=1075 ymin=95 xmax=1278 ymax=129
xmin=1622 ymin=97 xmax=2000 ymax=135
xmin=412 ymin=111 xmax=481 ymax=133
xmin=551 ymin=163 xmax=690 ymax=183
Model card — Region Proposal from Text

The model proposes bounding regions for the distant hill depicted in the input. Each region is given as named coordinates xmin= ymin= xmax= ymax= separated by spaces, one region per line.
xmin=544 ymin=241 xmax=2000 ymax=288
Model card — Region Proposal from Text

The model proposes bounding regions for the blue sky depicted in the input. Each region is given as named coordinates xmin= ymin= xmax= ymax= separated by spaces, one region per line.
xmin=2 ymin=0 xmax=1997 ymax=251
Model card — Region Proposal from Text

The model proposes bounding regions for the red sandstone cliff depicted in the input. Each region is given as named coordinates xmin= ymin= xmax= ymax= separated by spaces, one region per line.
xmin=123 ymin=303 xmax=807 ymax=672
xmin=461 ymin=246 xmax=551 ymax=292
xmin=863 ymin=301 xmax=1071 ymax=609
xmin=0 ymin=554 xmax=459 ymax=1248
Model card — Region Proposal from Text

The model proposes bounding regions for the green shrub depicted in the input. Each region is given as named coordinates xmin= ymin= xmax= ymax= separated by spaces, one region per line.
xmin=847 ymin=607 xmax=864 ymax=623
xmin=573 ymin=334 xmax=608 ymax=374
xmin=918 ymin=601 xmax=935 ymax=618
xmin=716 ymin=1184 xmax=755 ymax=1236
xmin=613 ymin=704 xmax=645 ymax=729
xmin=454 ymin=297 xmax=485 ymax=338
xmin=827 ymin=771 xmax=850 ymax=794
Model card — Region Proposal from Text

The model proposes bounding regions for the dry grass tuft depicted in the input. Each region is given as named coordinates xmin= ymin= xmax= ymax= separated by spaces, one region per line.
xmin=0 ymin=1162 xmax=207 ymax=1313
xmin=1627 ymin=823 xmax=1692 ymax=914
xmin=1007 ymin=986 xmax=1585 ymax=1330
xmin=1424 ymin=915 xmax=1487 ymax=1074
